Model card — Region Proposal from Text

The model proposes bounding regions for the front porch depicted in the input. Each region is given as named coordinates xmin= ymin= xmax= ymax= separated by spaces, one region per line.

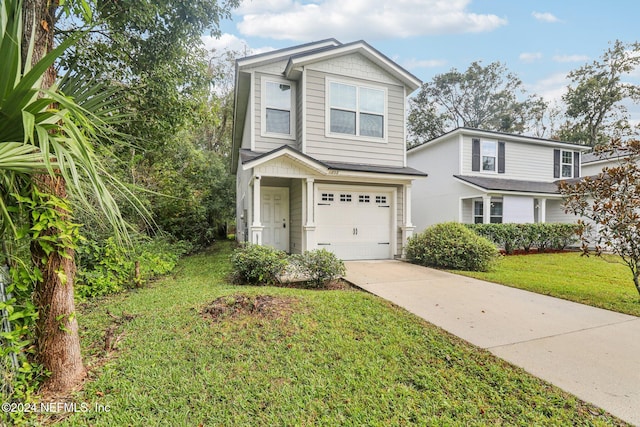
xmin=237 ymin=147 xmax=426 ymax=260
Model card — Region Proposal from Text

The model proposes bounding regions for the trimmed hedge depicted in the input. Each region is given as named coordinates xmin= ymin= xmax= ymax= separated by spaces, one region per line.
xmin=406 ymin=222 xmax=499 ymax=271
xmin=465 ymin=223 xmax=579 ymax=254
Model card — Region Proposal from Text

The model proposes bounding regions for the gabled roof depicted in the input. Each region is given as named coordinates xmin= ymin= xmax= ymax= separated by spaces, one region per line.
xmin=236 ymin=39 xmax=341 ymax=69
xmin=241 ymin=146 xmax=427 ymax=178
xmin=453 ymin=175 xmax=561 ymax=195
xmin=581 ymin=149 xmax=629 ymax=164
xmin=408 ymin=127 xmax=592 ymax=154
xmin=283 ymin=40 xmax=421 ymax=91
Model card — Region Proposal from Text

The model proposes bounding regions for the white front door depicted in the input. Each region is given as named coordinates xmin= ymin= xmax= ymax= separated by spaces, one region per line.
xmin=261 ymin=187 xmax=289 ymax=252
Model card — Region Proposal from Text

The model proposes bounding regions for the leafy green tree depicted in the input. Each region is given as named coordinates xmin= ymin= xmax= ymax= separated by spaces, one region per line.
xmin=1 ymin=0 xmax=136 ymax=393
xmin=559 ymin=40 xmax=640 ymax=147
xmin=559 ymin=139 xmax=640 ymax=296
xmin=408 ymin=61 xmax=546 ymax=146
xmin=57 ymin=1 xmax=240 ymax=246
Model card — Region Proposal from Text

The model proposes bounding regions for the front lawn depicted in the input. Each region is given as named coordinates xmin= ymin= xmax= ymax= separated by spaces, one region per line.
xmin=46 ymin=242 xmax=625 ymax=426
xmin=457 ymin=252 xmax=640 ymax=316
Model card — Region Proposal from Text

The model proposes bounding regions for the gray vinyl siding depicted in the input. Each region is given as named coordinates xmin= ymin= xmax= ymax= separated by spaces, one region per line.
xmin=290 ymin=179 xmax=303 ymax=254
xmin=408 ymin=139 xmax=470 ymax=231
xmin=303 ymin=69 xmax=405 ymax=167
xmin=461 ymin=135 xmax=581 ymax=182
xmin=545 ymin=199 xmax=576 ymax=223
xmin=253 ymin=72 xmax=298 ymax=153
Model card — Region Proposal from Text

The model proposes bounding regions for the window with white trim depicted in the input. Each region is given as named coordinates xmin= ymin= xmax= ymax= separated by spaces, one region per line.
xmin=473 ymin=200 xmax=503 ymax=223
xmin=561 ymin=150 xmax=573 ymax=178
xmin=328 ymin=81 xmax=385 ymax=139
xmin=473 ymin=201 xmax=484 ymax=224
xmin=263 ymin=79 xmax=294 ymax=137
xmin=482 ymin=141 xmax=497 ymax=172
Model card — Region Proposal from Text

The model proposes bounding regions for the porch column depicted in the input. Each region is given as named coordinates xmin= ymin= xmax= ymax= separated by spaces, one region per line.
xmin=539 ymin=198 xmax=547 ymax=223
xmin=250 ymin=175 xmax=263 ymax=244
xmin=303 ymin=178 xmax=316 ymax=251
xmin=483 ymin=195 xmax=492 ymax=224
xmin=401 ymin=184 xmax=415 ymax=257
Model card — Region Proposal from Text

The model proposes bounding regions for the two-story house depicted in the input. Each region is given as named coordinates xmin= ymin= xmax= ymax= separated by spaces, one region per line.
xmin=406 ymin=128 xmax=591 ymax=231
xmin=232 ymin=39 xmax=426 ymax=260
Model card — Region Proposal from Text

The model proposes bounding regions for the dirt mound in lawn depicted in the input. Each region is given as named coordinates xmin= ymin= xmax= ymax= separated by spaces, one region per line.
xmin=201 ymin=294 xmax=297 ymax=322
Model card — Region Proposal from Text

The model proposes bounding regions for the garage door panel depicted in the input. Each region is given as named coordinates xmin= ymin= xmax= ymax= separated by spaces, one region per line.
xmin=315 ymin=185 xmax=393 ymax=260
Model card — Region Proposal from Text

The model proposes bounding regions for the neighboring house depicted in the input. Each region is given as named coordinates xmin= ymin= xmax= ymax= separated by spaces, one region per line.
xmin=406 ymin=128 xmax=591 ymax=231
xmin=581 ymin=149 xmax=629 ymax=176
xmin=232 ymin=39 xmax=426 ymax=260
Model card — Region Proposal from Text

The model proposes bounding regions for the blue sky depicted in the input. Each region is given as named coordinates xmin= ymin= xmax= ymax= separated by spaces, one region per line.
xmin=204 ymin=0 xmax=640 ymax=123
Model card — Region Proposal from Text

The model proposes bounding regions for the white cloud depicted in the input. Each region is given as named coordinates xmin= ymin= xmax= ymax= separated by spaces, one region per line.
xmin=552 ymin=54 xmax=590 ymax=63
xmin=532 ymin=11 xmax=560 ymax=23
xmin=527 ymin=72 xmax=569 ymax=104
xmin=235 ymin=0 xmax=507 ymax=41
xmin=201 ymin=33 xmax=275 ymax=56
xmin=519 ymin=52 xmax=543 ymax=63
xmin=403 ymin=58 xmax=448 ymax=70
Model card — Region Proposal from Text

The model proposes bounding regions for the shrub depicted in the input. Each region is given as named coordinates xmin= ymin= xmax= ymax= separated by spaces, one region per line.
xmin=230 ymin=244 xmax=288 ymax=285
xmin=291 ymin=249 xmax=346 ymax=288
xmin=76 ymin=235 xmax=188 ymax=299
xmin=466 ymin=223 xmax=579 ymax=253
xmin=407 ymin=222 xmax=499 ymax=271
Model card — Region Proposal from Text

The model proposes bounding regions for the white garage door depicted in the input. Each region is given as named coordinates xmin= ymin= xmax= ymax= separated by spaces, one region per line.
xmin=315 ymin=185 xmax=394 ymax=260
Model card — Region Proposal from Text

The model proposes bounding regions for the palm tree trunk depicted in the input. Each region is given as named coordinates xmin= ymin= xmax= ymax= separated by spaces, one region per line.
xmin=23 ymin=0 xmax=86 ymax=392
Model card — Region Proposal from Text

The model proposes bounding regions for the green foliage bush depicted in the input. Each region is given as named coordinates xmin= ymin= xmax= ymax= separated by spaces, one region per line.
xmin=75 ymin=235 xmax=188 ymax=299
xmin=466 ymin=223 xmax=579 ymax=253
xmin=229 ymin=244 xmax=288 ymax=285
xmin=291 ymin=249 xmax=346 ymax=288
xmin=407 ymin=222 xmax=499 ymax=271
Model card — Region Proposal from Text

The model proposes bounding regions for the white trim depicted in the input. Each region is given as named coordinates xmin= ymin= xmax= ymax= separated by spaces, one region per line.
xmin=237 ymin=39 xmax=340 ymax=68
xmin=480 ymin=140 xmax=498 ymax=174
xmin=250 ymin=72 xmax=256 ymax=151
xmin=325 ymin=77 xmax=388 ymax=144
xmin=260 ymin=76 xmax=296 ymax=140
xmin=408 ymin=128 xmax=592 ymax=154
xmin=242 ymin=147 xmax=421 ymax=181
xmin=284 ymin=41 xmax=421 ymax=91
xmin=301 ymin=66 xmax=307 ymax=153
xmin=403 ymin=86 xmax=407 ymax=167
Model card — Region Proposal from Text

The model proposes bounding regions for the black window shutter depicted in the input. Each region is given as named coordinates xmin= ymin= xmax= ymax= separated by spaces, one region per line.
xmin=553 ymin=149 xmax=560 ymax=178
xmin=573 ymin=151 xmax=580 ymax=177
xmin=472 ymin=139 xmax=480 ymax=171
xmin=498 ymin=141 xmax=505 ymax=174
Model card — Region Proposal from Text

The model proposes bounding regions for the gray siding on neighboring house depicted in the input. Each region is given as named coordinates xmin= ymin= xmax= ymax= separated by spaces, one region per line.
xmin=303 ymin=68 xmax=406 ymax=167
xmin=289 ymin=179 xmax=303 ymax=254
xmin=461 ymin=135 xmax=580 ymax=182
xmin=408 ymin=138 xmax=468 ymax=231
xmin=545 ymin=199 xmax=575 ymax=223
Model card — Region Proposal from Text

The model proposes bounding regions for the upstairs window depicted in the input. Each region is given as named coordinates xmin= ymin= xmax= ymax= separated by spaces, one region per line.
xmin=263 ymin=80 xmax=294 ymax=137
xmin=482 ymin=141 xmax=497 ymax=172
xmin=328 ymin=81 xmax=385 ymax=140
xmin=561 ymin=150 xmax=573 ymax=178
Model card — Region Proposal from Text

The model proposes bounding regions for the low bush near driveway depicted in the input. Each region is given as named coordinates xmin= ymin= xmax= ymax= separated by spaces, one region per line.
xmin=290 ymin=249 xmax=346 ymax=288
xmin=229 ymin=243 xmax=288 ymax=285
xmin=407 ymin=222 xmax=499 ymax=271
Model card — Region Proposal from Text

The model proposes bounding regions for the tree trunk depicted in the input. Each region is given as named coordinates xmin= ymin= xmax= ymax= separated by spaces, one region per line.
xmin=23 ymin=0 xmax=86 ymax=392
xmin=634 ymin=272 xmax=640 ymax=298
xmin=31 ymin=176 xmax=86 ymax=392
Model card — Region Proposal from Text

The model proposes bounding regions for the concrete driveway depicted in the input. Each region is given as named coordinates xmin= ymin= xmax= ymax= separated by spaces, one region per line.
xmin=345 ymin=260 xmax=640 ymax=426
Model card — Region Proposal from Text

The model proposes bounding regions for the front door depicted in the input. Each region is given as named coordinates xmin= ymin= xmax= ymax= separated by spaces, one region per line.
xmin=261 ymin=187 xmax=289 ymax=252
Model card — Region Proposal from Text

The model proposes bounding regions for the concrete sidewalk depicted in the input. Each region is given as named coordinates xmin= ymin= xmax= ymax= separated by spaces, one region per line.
xmin=345 ymin=260 xmax=640 ymax=426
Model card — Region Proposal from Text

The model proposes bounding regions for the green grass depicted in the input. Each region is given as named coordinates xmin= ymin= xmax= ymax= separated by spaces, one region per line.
xmin=45 ymin=242 xmax=626 ymax=426
xmin=456 ymin=252 xmax=640 ymax=316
